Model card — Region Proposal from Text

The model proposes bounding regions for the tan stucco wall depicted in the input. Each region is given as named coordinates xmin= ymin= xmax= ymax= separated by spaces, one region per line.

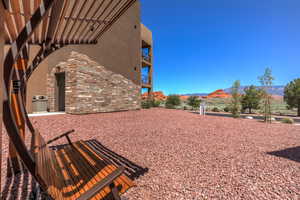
xmin=47 ymin=1 xmax=141 ymax=83
xmin=3 ymin=45 xmax=48 ymax=115
xmin=26 ymin=46 xmax=49 ymax=113
xmin=26 ymin=1 xmax=141 ymax=113
xmin=141 ymin=23 xmax=153 ymax=45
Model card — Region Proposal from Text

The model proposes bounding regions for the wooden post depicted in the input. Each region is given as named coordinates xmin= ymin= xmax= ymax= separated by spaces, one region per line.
xmin=8 ymin=55 xmax=28 ymax=176
xmin=0 ymin=0 xmax=5 ymax=191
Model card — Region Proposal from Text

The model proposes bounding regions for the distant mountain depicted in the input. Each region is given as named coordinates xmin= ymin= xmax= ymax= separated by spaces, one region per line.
xmin=206 ymin=89 xmax=231 ymax=98
xmin=182 ymin=93 xmax=209 ymax=97
xmin=224 ymin=85 xmax=285 ymax=96
xmin=182 ymin=85 xmax=285 ymax=97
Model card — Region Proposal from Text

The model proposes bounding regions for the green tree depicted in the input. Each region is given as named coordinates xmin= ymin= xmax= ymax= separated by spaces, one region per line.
xmin=165 ymin=95 xmax=181 ymax=109
xmin=284 ymin=78 xmax=300 ymax=116
xmin=258 ymin=67 xmax=274 ymax=123
xmin=230 ymin=80 xmax=241 ymax=118
xmin=187 ymin=96 xmax=201 ymax=110
xmin=241 ymin=85 xmax=262 ymax=114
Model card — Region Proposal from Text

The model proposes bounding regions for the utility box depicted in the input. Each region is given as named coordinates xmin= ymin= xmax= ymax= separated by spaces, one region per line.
xmin=32 ymin=95 xmax=48 ymax=113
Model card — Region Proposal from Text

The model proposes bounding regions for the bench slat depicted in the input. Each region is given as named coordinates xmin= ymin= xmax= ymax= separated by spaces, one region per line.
xmin=63 ymin=145 xmax=107 ymax=200
xmin=63 ymin=146 xmax=106 ymax=199
xmin=77 ymin=142 xmax=129 ymax=193
xmin=34 ymin=131 xmax=64 ymax=199
xmin=57 ymin=148 xmax=85 ymax=199
xmin=33 ymin=130 xmax=134 ymax=200
xmin=78 ymin=141 xmax=135 ymax=192
xmin=55 ymin=150 xmax=79 ymax=200
xmin=71 ymin=142 xmax=119 ymax=198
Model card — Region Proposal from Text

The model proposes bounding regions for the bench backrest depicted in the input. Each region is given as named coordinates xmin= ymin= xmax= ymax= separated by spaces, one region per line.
xmin=33 ymin=130 xmax=64 ymax=199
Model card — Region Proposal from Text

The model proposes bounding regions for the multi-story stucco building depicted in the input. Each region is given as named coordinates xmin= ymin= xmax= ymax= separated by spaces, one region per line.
xmin=14 ymin=0 xmax=154 ymax=114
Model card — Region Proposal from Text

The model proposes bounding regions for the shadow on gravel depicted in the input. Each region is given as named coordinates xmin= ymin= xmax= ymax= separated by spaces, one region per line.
xmin=53 ymin=139 xmax=149 ymax=180
xmin=85 ymin=139 xmax=149 ymax=180
xmin=1 ymin=168 xmax=37 ymax=200
xmin=267 ymin=146 xmax=300 ymax=163
xmin=1 ymin=139 xmax=148 ymax=200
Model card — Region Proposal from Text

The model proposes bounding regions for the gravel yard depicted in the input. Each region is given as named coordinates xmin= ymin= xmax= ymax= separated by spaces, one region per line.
xmin=1 ymin=108 xmax=300 ymax=199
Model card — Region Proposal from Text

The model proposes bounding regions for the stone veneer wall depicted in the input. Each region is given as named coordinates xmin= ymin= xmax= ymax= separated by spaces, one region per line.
xmin=47 ymin=52 xmax=141 ymax=114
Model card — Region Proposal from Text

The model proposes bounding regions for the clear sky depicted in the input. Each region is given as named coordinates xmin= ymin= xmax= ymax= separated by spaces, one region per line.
xmin=140 ymin=0 xmax=300 ymax=95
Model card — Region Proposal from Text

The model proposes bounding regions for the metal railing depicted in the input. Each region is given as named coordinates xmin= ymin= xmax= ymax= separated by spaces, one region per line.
xmin=142 ymin=53 xmax=151 ymax=63
xmin=142 ymin=75 xmax=151 ymax=85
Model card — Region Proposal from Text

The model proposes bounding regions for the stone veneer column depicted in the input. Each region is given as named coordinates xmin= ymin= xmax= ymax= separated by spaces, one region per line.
xmin=47 ymin=52 xmax=141 ymax=114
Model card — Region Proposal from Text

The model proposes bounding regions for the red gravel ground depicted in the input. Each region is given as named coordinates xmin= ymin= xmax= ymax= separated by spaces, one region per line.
xmin=1 ymin=108 xmax=300 ymax=199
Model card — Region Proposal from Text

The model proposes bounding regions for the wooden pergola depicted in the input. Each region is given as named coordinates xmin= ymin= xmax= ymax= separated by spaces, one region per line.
xmin=0 ymin=0 xmax=137 ymax=197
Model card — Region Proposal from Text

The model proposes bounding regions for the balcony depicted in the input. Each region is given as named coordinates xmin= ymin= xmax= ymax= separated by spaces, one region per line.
xmin=142 ymin=53 xmax=151 ymax=63
xmin=142 ymin=45 xmax=152 ymax=65
xmin=141 ymin=75 xmax=152 ymax=88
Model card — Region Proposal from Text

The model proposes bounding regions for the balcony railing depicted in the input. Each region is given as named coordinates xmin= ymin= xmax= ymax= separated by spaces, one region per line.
xmin=142 ymin=75 xmax=151 ymax=85
xmin=142 ymin=53 xmax=151 ymax=63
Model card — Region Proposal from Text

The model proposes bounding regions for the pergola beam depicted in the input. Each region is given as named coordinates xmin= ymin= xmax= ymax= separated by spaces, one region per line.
xmin=0 ymin=0 xmax=5 ymax=190
xmin=45 ymin=0 xmax=65 ymax=42
xmin=2 ymin=0 xmax=137 ymax=182
xmin=65 ymin=1 xmax=90 ymax=43
xmin=4 ymin=0 xmax=137 ymax=46
xmin=81 ymin=0 xmax=116 ymax=42
xmin=95 ymin=0 xmax=137 ymax=41
xmin=3 ymin=0 xmax=56 ymax=187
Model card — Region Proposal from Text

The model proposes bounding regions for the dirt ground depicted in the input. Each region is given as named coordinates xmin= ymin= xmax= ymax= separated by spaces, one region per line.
xmin=1 ymin=108 xmax=300 ymax=199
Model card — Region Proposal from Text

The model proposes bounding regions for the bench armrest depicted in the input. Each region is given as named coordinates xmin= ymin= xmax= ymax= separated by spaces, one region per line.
xmin=77 ymin=166 xmax=124 ymax=200
xmin=47 ymin=129 xmax=75 ymax=145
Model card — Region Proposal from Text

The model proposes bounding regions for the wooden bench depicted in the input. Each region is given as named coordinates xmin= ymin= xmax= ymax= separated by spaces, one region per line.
xmin=32 ymin=130 xmax=134 ymax=200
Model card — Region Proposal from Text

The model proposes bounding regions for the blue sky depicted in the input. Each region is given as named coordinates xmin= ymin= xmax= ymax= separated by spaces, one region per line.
xmin=140 ymin=0 xmax=300 ymax=95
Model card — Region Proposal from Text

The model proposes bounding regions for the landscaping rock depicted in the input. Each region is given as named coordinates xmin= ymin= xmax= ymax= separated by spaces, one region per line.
xmin=2 ymin=109 xmax=300 ymax=199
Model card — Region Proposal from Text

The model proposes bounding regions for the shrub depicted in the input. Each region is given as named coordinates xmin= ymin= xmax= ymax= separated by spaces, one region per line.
xmin=187 ymin=96 xmax=201 ymax=110
xmin=142 ymin=98 xmax=161 ymax=109
xmin=241 ymin=85 xmax=262 ymax=114
xmin=165 ymin=103 xmax=175 ymax=109
xmin=224 ymin=106 xmax=230 ymax=112
xmin=212 ymin=107 xmax=220 ymax=112
xmin=152 ymin=100 xmax=161 ymax=107
xmin=230 ymin=80 xmax=241 ymax=118
xmin=281 ymin=118 xmax=294 ymax=124
xmin=165 ymin=95 xmax=181 ymax=109
xmin=141 ymin=100 xmax=151 ymax=109
xmin=284 ymin=78 xmax=300 ymax=117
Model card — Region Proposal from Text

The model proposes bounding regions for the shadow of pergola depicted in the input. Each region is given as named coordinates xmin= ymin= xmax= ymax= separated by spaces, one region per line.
xmin=1 ymin=168 xmax=37 ymax=200
xmin=1 ymin=139 xmax=148 ymax=199
xmin=267 ymin=146 xmax=300 ymax=163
